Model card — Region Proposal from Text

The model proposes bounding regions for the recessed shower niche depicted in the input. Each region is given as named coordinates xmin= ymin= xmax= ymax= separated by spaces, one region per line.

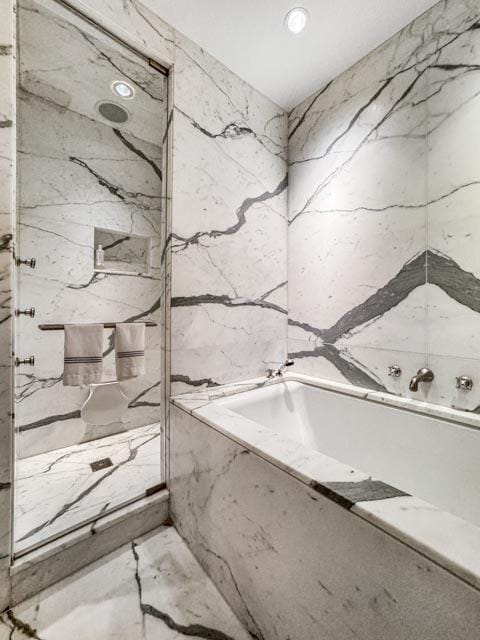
xmin=14 ymin=0 xmax=168 ymax=555
xmin=93 ymin=228 xmax=152 ymax=275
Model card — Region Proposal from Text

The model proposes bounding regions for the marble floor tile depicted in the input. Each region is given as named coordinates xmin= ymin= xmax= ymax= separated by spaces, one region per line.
xmin=14 ymin=424 xmax=161 ymax=554
xmin=0 ymin=526 xmax=250 ymax=640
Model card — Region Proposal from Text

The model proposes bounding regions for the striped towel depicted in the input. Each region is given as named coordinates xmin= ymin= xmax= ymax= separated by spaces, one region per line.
xmin=63 ymin=324 xmax=104 ymax=386
xmin=115 ymin=323 xmax=145 ymax=380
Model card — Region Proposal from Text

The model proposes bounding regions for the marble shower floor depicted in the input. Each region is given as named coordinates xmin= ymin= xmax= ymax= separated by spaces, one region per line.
xmin=0 ymin=526 xmax=251 ymax=640
xmin=14 ymin=424 xmax=161 ymax=554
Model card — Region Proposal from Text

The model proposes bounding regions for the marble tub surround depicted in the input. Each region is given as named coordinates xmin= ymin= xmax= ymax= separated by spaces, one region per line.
xmin=171 ymin=403 xmax=480 ymax=640
xmin=170 ymin=30 xmax=288 ymax=394
xmin=0 ymin=0 xmax=15 ymax=611
xmin=171 ymin=373 xmax=480 ymax=592
xmin=14 ymin=423 xmax=161 ymax=555
xmin=287 ymin=0 xmax=480 ymax=412
xmin=15 ymin=0 xmax=167 ymax=459
xmin=1 ymin=526 xmax=252 ymax=640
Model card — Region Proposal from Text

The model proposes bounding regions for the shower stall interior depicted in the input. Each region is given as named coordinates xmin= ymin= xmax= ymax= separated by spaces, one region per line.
xmin=13 ymin=0 xmax=168 ymax=556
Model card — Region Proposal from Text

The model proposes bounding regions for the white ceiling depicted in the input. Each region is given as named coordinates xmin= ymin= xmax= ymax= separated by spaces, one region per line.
xmin=147 ymin=0 xmax=438 ymax=111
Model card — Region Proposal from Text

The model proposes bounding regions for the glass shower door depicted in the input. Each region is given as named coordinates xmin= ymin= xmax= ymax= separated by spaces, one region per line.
xmin=14 ymin=0 xmax=168 ymax=555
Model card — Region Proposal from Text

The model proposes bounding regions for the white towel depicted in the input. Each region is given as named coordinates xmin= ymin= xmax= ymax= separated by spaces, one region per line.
xmin=63 ymin=323 xmax=104 ymax=387
xmin=115 ymin=323 xmax=145 ymax=380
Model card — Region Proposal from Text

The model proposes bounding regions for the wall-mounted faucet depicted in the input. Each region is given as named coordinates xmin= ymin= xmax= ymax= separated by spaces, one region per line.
xmin=409 ymin=367 xmax=434 ymax=392
xmin=456 ymin=375 xmax=473 ymax=391
xmin=266 ymin=359 xmax=294 ymax=379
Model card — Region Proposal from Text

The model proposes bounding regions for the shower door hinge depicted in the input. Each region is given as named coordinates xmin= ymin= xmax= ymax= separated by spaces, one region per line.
xmin=148 ymin=58 xmax=169 ymax=76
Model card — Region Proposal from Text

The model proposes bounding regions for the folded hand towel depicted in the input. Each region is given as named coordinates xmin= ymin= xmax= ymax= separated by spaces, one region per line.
xmin=115 ymin=323 xmax=145 ymax=381
xmin=63 ymin=323 xmax=104 ymax=387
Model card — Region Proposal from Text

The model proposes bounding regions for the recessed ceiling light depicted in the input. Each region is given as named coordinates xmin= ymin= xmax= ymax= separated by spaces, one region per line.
xmin=284 ymin=7 xmax=309 ymax=34
xmin=111 ymin=80 xmax=135 ymax=99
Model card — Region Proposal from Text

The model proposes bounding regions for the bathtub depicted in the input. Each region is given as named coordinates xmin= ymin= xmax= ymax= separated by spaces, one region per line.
xmin=216 ymin=379 xmax=480 ymax=527
xmin=171 ymin=374 xmax=480 ymax=640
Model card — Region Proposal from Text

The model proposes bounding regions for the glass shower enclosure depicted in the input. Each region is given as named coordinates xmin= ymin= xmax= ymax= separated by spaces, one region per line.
xmin=13 ymin=0 xmax=168 ymax=555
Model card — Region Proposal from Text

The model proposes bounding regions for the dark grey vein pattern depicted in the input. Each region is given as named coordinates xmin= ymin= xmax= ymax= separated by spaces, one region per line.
xmin=176 ymin=106 xmax=286 ymax=159
xmin=0 ymin=610 xmax=44 ymax=639
xmin=310 ymin=479 xmax=409 ymax=510
xmin=172 ymin=175 xmax=287 ymax=251
xmin=185 ymin=526 xmax=265 ymax=640
xmin=289 ymin=250 xmax=480 ymax=391
xmin=112 ymin=128 xmax=163 ymax=182
xmin=132 ymin=541 xmax=241 ymax=640
xmin=171 ymin=374 xmax=220 ymax=388
xmin=172 ymin=289 xmax=287 ymax=316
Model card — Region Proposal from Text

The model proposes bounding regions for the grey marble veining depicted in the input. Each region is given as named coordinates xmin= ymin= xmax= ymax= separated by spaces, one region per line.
xmin=0 ymin=525 xmax=251 ymax=640
xmin=426 ymin=2 xmax=480 ymax=368
xmin=170 ymin=30 xmax=288 ymax=394
xmin=310 ymin=478 xmax=409 ymax=510
xmin=287 ymin=0 xmax=480 ymax=412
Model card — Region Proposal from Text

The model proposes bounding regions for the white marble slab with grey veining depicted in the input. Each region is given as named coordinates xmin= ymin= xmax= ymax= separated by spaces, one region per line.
xmin=170 ymin=30 xmax=288 ymax=394
xmin=14 ymin=423 xmax=161 ymax=554
xmin=287 ymin=0 xmax=480 ymax=413
xmin=171 ymin=403 xmax=480 ymax=640
xmin=0 ymin=525 xmax=251 ymax=640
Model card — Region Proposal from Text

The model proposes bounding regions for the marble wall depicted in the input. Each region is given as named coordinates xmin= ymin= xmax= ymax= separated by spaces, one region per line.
xmin=170 ymin=34 xmax=288 ymax=394
xmin=287 ymin=0 xmax=480 ymax=412
xmin=170 ymin=405 xmax=480 ymax=640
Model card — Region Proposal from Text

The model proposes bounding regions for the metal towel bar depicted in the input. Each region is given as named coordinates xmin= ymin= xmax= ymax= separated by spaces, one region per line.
xmin=38 ymin=321 xmax=157 ymax=331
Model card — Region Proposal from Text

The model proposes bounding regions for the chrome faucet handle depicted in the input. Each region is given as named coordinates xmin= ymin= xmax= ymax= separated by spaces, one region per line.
xmin=266 ymin=360 xmax=294 ymax=379
xmin=388 ymin=365 xmax=401 ymax=378
xmin=456 ymin=376 xmax=473 ymax=391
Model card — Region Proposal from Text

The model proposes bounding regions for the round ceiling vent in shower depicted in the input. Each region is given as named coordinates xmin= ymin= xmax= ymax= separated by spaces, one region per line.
xmin=96 ymin=101 xmax=129 ymax=124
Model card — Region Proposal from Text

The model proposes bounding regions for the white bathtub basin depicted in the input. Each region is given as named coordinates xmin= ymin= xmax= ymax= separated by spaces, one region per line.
xmin=217 ymin=380 xmax=480 ymax=527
